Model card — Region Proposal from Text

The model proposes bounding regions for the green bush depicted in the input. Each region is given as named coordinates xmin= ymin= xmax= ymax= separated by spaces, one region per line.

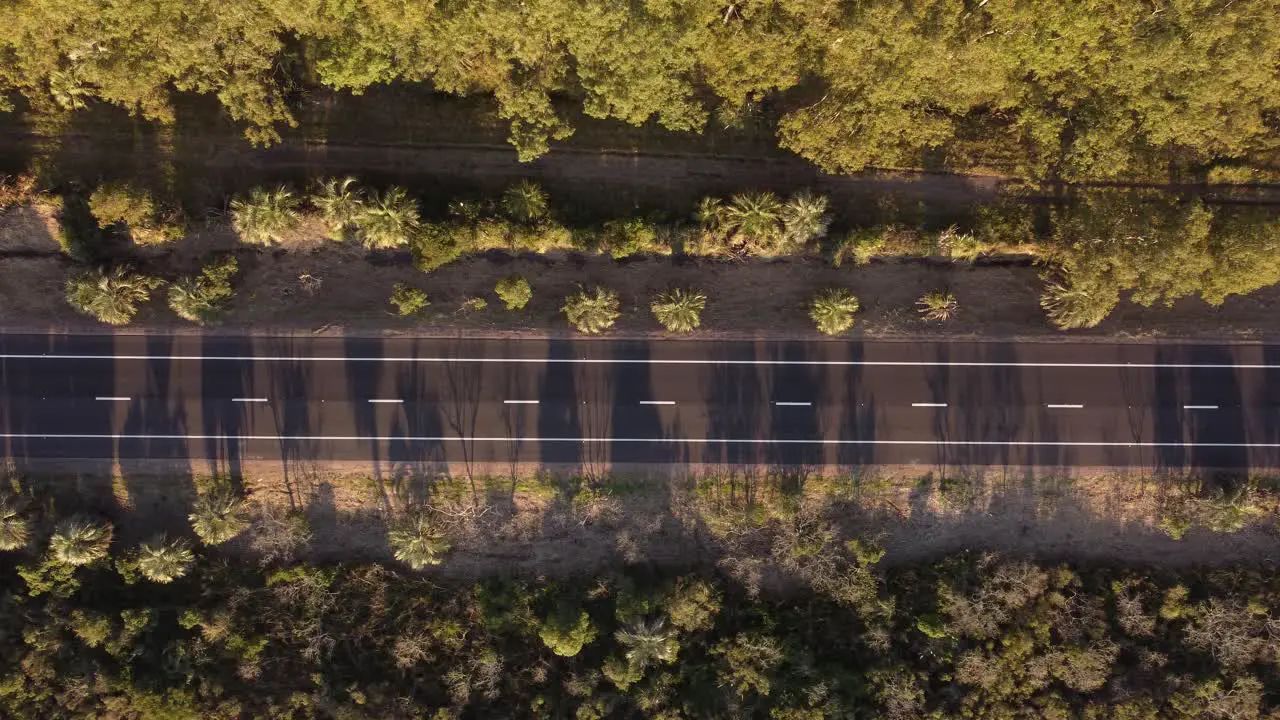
xmin=89 ymin=182 xmax=184 ymax=245
xmin=651 ymin=288 xmax=706 ymax=333
xmin=1040 ymin=274 xmax=1119 ymax=330
xmin=387 ymin=512 xmax=451 ymax=570
xmin=188 ymin=486 xmax=250 ymax=546
xmin=501 ymin=180 xmax=550 ymax=224
xmin=66 ymin=267 xmax=163 ymax=325
xmin=603 ymin=218 xmax=666 ymax=259
xmin=809 ymin=288 xmax=860 ymax=336
xmin=538 ymin=607 xmax=598 ymax=657
xmin=168 ymin=256 xmax=238 ymax=324
xmin=48 ymin=518 xmax=113 ymax=567
xmin=495 ymin=275 xmax=532 ymax=310
xmin=390 ymin=283 xmax=430 ymax=316
xmin=356 ymin=186 xmax=420 ymax=249
xmin=563 ymin=286 xmax=621 ymax=334
xmin=230 ymin=186 xmax=301 ymax=245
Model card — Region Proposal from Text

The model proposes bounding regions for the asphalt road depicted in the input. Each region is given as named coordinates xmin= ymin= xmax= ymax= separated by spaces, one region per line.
xmin=2 ymin=333 xmax=1279 ymax=470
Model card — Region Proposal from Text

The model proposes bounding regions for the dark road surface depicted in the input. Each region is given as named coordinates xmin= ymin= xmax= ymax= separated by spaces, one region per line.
xmin=3 ymin=333 xmax=1280 ymax=470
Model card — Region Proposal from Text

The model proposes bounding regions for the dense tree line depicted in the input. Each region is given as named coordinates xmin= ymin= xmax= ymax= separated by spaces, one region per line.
xmin=0 ymin=0 xmax=1276 ymax=178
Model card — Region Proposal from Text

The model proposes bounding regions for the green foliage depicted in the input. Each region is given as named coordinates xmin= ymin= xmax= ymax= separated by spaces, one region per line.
xmin=0 ymin=495 xmax=30 ymax=551
xmin=650 ymin=288 xmax=706 ymax=333
xmin=310 ymin=176 xmax=366 ymax=240
xmin=501 ymin=181 xmax=550 ymax=224
xmin=563 ymin=286 xmax=621 ymax=335
xmin=134 ymin=536 xmax=195 ymax=584
xmin=48 ymin=517 xmax=113 ymax=567
xmin=1040 ymin=274 xmax=1118 ymax=330
xmin=88 ymin=182 xmax=184 ymax=245
xmin=694 ymin=191 xmax=831 ymax=256
xmin=66 ymin=267 xmax=163 ymax=326
xmin=917 ymin=291 xmax=958 ymax=322
xmin=665 ymin=577 xmax=721 ymax=632
xmin=357 ymin=186 xmax=420 ymax=249
xmin=808 ymin=288 xmax=860 ymax=336
xmin=169 ymin=256 xmax=238 ymax=324
xmin=387 ymin=512 xmax=451 ymax=569
xmin=615 ymin=618 xmax=679 ymax=669
xmin=188 ymin=485 xmax=250 ymax=546
xmin=495 ymin=275 xmax=532 ymax=311
xmin=602 ymin=218 xmax=666 ymax=259
xmin=538 ymin=607 xmax=598 ymax=658
xmin=231 ymin=186 xmax=301 ymax=245
xmin=390 ymin=283 xmax=430 ymax=317
xmin=461 ymin=296 xmax=488 ymax=312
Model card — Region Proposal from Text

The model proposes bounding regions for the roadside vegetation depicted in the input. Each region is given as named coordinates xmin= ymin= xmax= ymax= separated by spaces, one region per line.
xmin=563 ymin=286 xmax=621 ymax=334
xmin=167 ymin=256 xmax=238 ymax=324
xmin=810 ymin=288 xmax=860 ymax=336
xmin=1 ymin=1 xmax=1275 ymax=182
xmin=651 ymin=288 xmax=706 ymax=333
xmin=2 ymin=467 xmax=1280 ymax=718
xmin=64 ymin=267 xmax=162 ymax=325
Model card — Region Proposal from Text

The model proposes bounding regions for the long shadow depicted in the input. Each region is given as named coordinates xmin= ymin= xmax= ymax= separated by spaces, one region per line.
xmin=199 ymin=334 xmax=253 ymax=484
xmin=766 ymin=342 xmax=822 ymax=467
xmin=343 ymin=333 xmax=386 ymax=476
xmin=1258 ymin=345 xmax=1280 ymax=468
xmin=265 ymin=337 xmax=317 ymax=507
xmin=702 ymin=343 xmax=763 ymax=467
xmin=537 ymin=340 xmax=582 ymax=467
xmin=1151 ymin=346 xmax=1186 ymax=471
xmin=1185 ymin=345 xmax=1248 ymax=472
xmin=439 ymin=338 xmax=489 ymax=483
xmin=836 ymin=340 xmax=877 ymax=467
xmin=607 ymin=343 xmax=667 ymax=466
xmin=387 ymin=341 xmax=447 ymax=507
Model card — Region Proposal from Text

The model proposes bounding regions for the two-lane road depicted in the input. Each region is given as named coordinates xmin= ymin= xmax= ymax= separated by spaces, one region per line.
xmin=2 ymin=333 xmax=1279 ymax=469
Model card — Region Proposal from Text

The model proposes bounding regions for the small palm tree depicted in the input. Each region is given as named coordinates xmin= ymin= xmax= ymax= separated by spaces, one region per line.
xmin=189 ymin=487 xmax=251 ymax=546
xmin=230 ymin=186 xmax=301 ymax=245
xmin=168 ymin=256 xmax=238 ymax=325
xmin=357 ymin=186 xmax=420 ymax=249
xmin=66 ymin=267 xmax=162 ymax=325
xmin=310 ymin=176 xmax=366 ymax=240
xmin=0 ymin=496 xmax=30 ymax=551
xmin=651 ymin=288 xmax=706 ymax=333
xmin=1040 ymin=276 xmax=1118 ymax=330
xmin=917 ymin=291 xmax=958 ymax=322
xmin=809 ymin=288 xmax=860 ymax=336
xmin=49 ymin=518 xmax=113 ymax=567
xmin=135 ymin=536 xmax=195 ymax=583
xmin=616 ymin=618 xmax=679 ymax=669
xmin=724 ymin=192 xmax=784 ymax=253
xmin=387 ymin=513 xmax=451 ymax=569
xmin=501 ymin=180 xmax=550 ymax=224
xmin=563 ymin=286 xmax=621 ymax=334
xmin=695 ymin=196 xmax=727 ymax=233
xmin=780 ymin=191 xmax=831 ymax=248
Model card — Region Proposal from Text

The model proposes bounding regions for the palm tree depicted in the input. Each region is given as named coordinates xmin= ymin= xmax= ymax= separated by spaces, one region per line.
xmin=189 ymin=487 xmax=251 ymax=546
xmin=809 ymin=288 xmax=860 ymax=336
xmin=651 ymin=289 xmax=706 ymax=333
xmin=501 ymin=180 xmax=550 ymax=224
xmin=230 ymin=186 xmax=301 ymax=245
xmin=780 ymin=191 xmax=831 ymax=249
xmin=135 ymin=536 xmax=195 ymax=583
xmin=65 ymin=267 xmax=162 ymax=326
xmin=724 ymin=192 xmax=784 ymax=253
xmin=695 ymin=197 xmax=727 ymax=233
xmin=310 ymin=176 xmax=366 ymax=240
xmin=387 ymin=513 xmax=451 ymax=569
xmin=357 ymin=186 xmax=420 ymax=249
xmin=1040 ymin=274 xmax=1118 ymax=330
xmin=563 ymin=286 xmax=621 ymax=334
xmin=49 ymin=518 xmax=113 ymax=566
xmin=615 ymin=618 xmax=679 ymax=669
xmin=0 ymin=496 xmax=29 ymax=551
xmin=168 ymin=257 xmax=238 ymax=324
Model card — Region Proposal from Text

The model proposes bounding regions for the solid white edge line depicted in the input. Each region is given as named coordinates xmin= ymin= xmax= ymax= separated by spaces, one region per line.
xmin=94 ymin=396 xmax=130 ymax=402
xmin=911 ymin=402 xmax=948 ymax=407
xmin=1046 ymin=404 xmax=1084 ymax=409
xmin=503 ymin=400 xmax=539 ymax=404
xmin=639 ymin=401 xmax=676 ymax=405
xmin=4 ymin=432 xmax=1280 ymax=448
xmin=367 ymin=399 xmax=404 ymax=404
xmin=7 ymin=353 xmax=1280 ymax=369
xmin=231 ymin=398 xmax=268 ymax=403
xmin=1183 ymin=405 xmax=1219 ymax=410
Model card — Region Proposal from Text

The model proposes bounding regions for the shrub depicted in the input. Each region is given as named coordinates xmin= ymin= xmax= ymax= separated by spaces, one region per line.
xmin=917 ymin=291 xmax=958 ymax=322
xmin=49 ymin=518 xmax=113 ymax=567
xmin=310 ymin=176 xmax=365 ymax=240
xmin=809 ymin=288 xmax=860 ymax=335
xmin=1040 ymin=275 xmax=1119 ymax=330
xmin=189 ymin=486 xmax=251 ymax=546
xmin=0 ymin=496 xmax=29 ymax=551
xmin=387 ymin=512 xmax=451 ymax=569
xmin=603 ymin=218 xmax=665 ymax=259
xmin=135 ymin=536 xmax=195 ymax=583
xmin=501 ymin=180 xmax=549 ymax=224
xmin=495 ymin=275 xmax=532 ymax=310
xmin=66 ymin=267 xmax=162 ymax=325
xmin=231 ymin=186 xmax=301 ymax=245
xmin=168 ymin=256 xmax=238 ymax=324
xmin=538 ymin=608 xmax=598 ymax=657
xmin=563 ymin=286 xmax=621 ymax=334
xmin=651 ymin=288 xmax=706 ymax=333
xmin=461 ymin=296 xmax=488 ymax=312
xmin=357 ymin=186 xmax=420 ymax=249
xmin=831 ymin=228 xmax=887 ymax=267
xmin=89 ymin=182 xmax=183 ymax=245
xmin=390 ymin=283 xmax=430 ymax=316
xmin=780 ymin=190 xmax=831 ymax=247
